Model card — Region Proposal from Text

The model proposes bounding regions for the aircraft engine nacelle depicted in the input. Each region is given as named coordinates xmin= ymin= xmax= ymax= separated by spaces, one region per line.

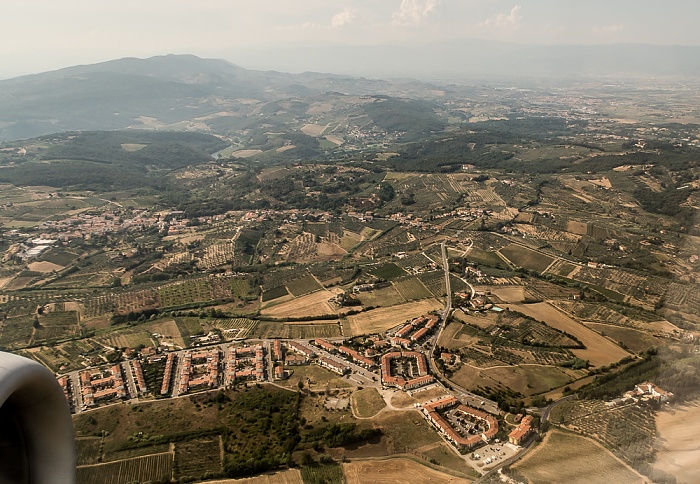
xmin=0 ymin=351 xmax=76 ymax=483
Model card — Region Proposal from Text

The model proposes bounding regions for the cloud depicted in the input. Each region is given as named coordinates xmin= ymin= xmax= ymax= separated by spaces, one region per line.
xmin=479 ymin=5 xmax=522 ymax=29
xmin=392 ymin=0 xmax=440 ymax=26
xmin=592 ymin=24 xmax=624 ymax=36
xmin=331 ymin=8 xmax=356 ymax=28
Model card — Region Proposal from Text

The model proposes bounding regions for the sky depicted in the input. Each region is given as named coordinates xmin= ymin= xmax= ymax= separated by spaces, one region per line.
xmin=1 ymin=0 xmax=699 ymax=79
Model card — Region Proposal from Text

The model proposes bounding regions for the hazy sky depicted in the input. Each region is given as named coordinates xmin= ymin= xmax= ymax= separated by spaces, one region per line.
xmin=1 ymin=0 xmax=699 ymax=78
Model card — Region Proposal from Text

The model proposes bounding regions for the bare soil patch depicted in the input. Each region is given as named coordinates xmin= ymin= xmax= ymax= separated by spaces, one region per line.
xmin=390 ymin=386 xmax=450 ymax=408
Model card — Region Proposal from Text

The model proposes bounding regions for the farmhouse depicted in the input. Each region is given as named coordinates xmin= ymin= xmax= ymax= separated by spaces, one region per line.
xmin=508 ymin=415 xmax=535 ymax=446
xmin=624 ymin=382 xmax=674 ymax=403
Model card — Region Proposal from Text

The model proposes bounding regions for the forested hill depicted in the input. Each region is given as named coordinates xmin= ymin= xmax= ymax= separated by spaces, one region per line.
xmin=0 ymin=130 xmax=227 ymax=191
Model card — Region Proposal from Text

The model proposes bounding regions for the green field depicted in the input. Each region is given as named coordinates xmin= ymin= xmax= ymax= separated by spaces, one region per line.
xmin=393 ymin=277 xmax=432 ymax=300
xmin=251 ymin=321 xmax=341 ymax=339
xmin=499 ymin=244 xmax=555 ymax=273
xmin=174 ymin=438 xmax=222 ymax=481
xmin=262 ymin=285 xmax=290 ymax=302
xmin=174 ymin=317 xmax=206 ymax=341
xmin=76 ymin=453 xmax=173 ymax=484
xmin=301 ymin=463 xmax=345 ymax=484
xmin=287 ymin=274 xmax=323 ymax=297
xmin=369 ymin=263 xmax=407 ymax=280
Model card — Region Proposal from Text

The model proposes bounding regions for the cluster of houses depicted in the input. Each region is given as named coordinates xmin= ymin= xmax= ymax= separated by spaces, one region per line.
xmin=79 ymin=365 xmax=126 ymax=409
xmin=179 ymin=349 xmax=221 ymax=394
xmin=130 ymin=360 xmax=147 ymax=395
xmin=223 ymin=345 xmax=266 ymax=385
xmin=390 ymin=315 xmax=440 ymax=348
xmin=380 ymin=351 xmax=434 ymax=391
xmin=161 ymin=353 xmax=176 ymax=395
xmin=421 ymin=396 xmax=499 ymax=453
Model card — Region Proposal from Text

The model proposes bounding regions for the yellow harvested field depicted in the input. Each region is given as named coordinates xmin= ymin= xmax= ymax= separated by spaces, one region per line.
xmin=27 ymin=261 xmax=64 ymax=273
xmin=233 ymin=149 xmax=263 ymax=158
xmin=324 ymin=135 xmax=344 ymax=146
xmin=503 ymin=302 xmax=630 ymax=367
xmin=204 ymin=469 xmax=303 ymax=484
xmin=343 ymin=458 xmax=467 ymax=484
xmin=276 ymin=145 xmax=296 ymax=153
xmin=590 ymin=177 xmax=613 ymax=189
xmin=347 ymin=299 xmax=442 ymax=336
xmin=300 ymin=123 xmax=328 ymax=137
xmin=143 ymin=319 xmax=185 ymax=348
xmin=261 ymin=289 xmax=342 ymax=318
xmin=654 ymin=402 xmax=700 ymax=483
xmin=0 ymin=277 xmax=13 ymax=289
xmin=490 ymin=286 xmax=526 ymax=303
xmin=514 ymin=430 xmax=647 ymax=484
xmin=120 ymin=143 xmax=147 ymax=152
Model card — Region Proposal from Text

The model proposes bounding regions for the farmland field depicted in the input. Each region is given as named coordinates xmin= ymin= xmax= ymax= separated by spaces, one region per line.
xmin=654 ymin=401 xmax=700 ymax=484
xmin=251 ymin=321 xmax=342 ymax=339
xmin=203 ymin=469 xmax=303 ymax=484
xmin=97 ymin=330 xmax=154 ymax=350
xmin=502 ymin=302 xmax=630 ymax=367
xmin=352 ymin=388 xmax=386 ymax=417
xmin=393 ymin=277 xmax=432 ymax=301
xmin=370 ymin=262 xmax=407 ymax=280
xmin=584 ymin=323 xmax=662 ymax=354
xmin=260 ymin=289 xmax=340 ymax=318
xmin=76 ymin=452 xmax=173 ymax=484
xmin=143 ymin=319 xmax=186 ymax=347
xmin=285 ymin=274 xmax=323 ymax=297
xmin=76 ymin=437 xmax=102 ymax=466
xmin=343 ymin=458 xmax=467 ymax=484
xmin=490 ymin=286 xmax=526 ymax=303
xmin=499 ymin=244 xmax=555 ymax=273
xmin=174 ymin=317 xmax=206 ymax=341
xmin=300 ymin=463 xmax=345 ymax=484
xmin=174 ymin=437 xmax=223 ymax=480
xmin=479 ymin=365 xmax=575 ymax=396
xmin=513 ymin=430 xmax=644 ymax=484
xmin=346 ymin=299 xmax=442 ymax=336
xmin=355 ymin=285 xmax=406 ymax=307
